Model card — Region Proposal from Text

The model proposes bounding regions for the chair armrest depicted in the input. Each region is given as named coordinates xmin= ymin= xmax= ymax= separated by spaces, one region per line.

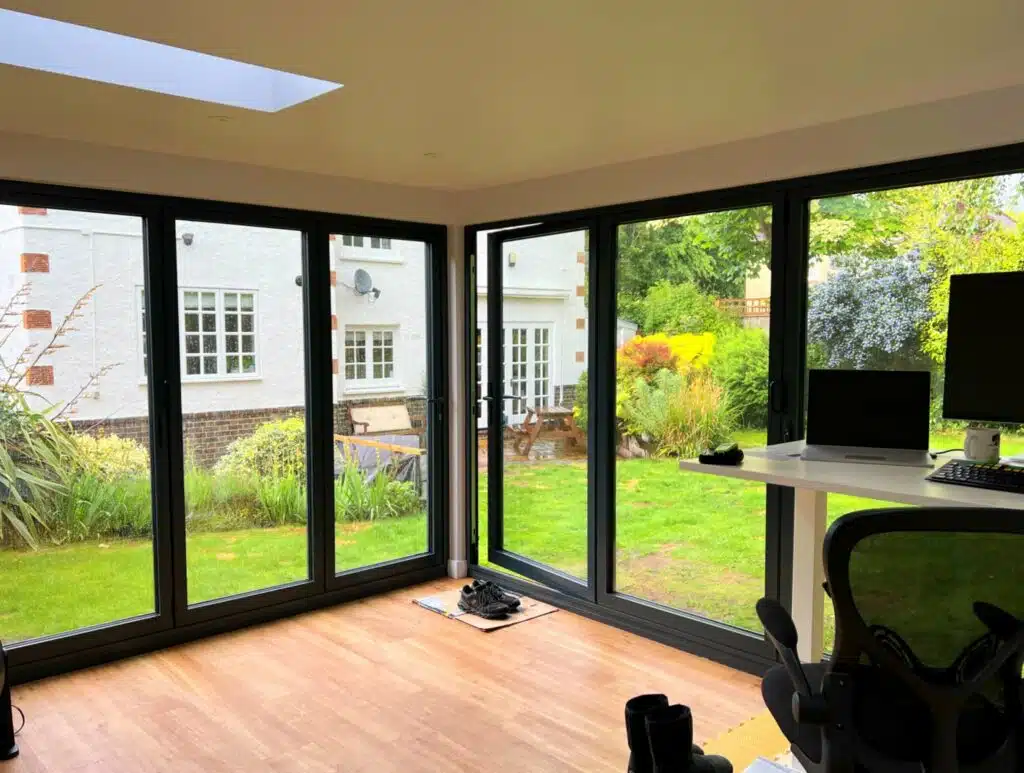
xmin=757 ymin=597 xmax=815 ymax=698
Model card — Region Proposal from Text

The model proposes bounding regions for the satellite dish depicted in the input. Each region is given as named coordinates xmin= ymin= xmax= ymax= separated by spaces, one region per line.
xmin=353 ymin=269 xmax=373 ymax=295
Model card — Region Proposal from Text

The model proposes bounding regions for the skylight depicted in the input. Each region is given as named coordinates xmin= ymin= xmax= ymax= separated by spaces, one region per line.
xmin=0 ymin=9 xmax=342 ymax=112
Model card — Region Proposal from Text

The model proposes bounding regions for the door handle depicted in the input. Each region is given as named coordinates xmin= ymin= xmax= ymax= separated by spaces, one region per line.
xmin=769 ymin=379 xmax=785 ymax=413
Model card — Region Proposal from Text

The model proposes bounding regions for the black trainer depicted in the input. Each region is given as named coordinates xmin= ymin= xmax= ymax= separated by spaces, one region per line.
xmin=472 ymin=579 xmax=522 ymax=611
xmin=458 ymin=584 xmax=510 ymax=619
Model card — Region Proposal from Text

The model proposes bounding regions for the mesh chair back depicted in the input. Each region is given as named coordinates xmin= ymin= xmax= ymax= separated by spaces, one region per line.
xmin=823 ymin=508 xmax=1024 ymax=771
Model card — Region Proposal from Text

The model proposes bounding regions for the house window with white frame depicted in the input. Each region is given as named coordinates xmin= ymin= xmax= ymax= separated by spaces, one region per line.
xmin=340 ymin=234 xmax=392 ymax=250
xmin=140 ymin=288 xmax=258 ymax=380
xmin=344 ymin=327 xmax=396 ymax=383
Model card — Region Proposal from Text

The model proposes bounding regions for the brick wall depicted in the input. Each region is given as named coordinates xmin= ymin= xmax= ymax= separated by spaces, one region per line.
xmin=72 ymin=396 xmax=429 ymax=468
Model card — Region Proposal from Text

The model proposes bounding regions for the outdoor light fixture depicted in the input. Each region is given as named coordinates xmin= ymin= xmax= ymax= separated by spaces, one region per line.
xmin=508 ymin=252 xmax=517 ymax=268
xmin=182 ymin=233 xmax=194 ymax=246
xmin=0 ymin=9 xmax=343 ymax=112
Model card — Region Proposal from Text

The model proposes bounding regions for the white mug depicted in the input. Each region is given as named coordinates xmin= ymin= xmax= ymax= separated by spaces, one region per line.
xmin=964 ymin=427 xmax=1000 ymax=463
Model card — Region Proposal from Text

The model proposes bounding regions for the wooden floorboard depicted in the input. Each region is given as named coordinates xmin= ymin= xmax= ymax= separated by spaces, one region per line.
xmin=8 ymin=580 xmax=763 ymax=772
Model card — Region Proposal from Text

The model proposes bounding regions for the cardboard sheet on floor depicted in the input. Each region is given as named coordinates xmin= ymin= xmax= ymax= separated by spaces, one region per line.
xmin=413 ymin=589 xmax=557 ymax=631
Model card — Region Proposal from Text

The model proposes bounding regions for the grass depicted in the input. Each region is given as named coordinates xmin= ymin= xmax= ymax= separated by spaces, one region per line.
xmin=6 ymin=426 xmax=1023 ymax=647
xmin=480 ymin=429 xmax=1024 ymax=642
xmin=0 ymin=513 xmax=426 ymax=643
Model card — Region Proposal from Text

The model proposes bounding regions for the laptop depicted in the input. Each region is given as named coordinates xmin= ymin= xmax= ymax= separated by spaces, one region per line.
xmin=801 ymin=370 xmax=933 ymax=468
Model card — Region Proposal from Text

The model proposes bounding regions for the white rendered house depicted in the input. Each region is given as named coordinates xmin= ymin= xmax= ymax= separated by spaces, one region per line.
xmin=1 ymin=207 xmax=590 ymax=460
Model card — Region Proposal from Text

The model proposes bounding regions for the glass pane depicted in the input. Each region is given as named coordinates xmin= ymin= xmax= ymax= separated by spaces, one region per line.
xmin=480 ymin=229 xmax=590 ymax=580
xmin=201 ymin=313 xmax=216 ymax=332
xmin=332 ymin=233 xmax=428 ymax=573
xmin=0 ymin=207 xmax=155 ymax=644
xmin=177 ymin=220 xmax=307 ymax=605
xmin=224 ymin=315 xmax=238 ymax=333
xmin=808 ymin=173 xmax=1024 ymax=651
xmin=352 ymin=236 xmax=364 ymax=248
xmin=242 ymin=335 xmax=254 ymax=353
xmin=224 ymin=293 xmax=238 ymax=311
xmin=184 ymin=291 xmax=199 ymax=310
xmin=186 ymin=357 xmax=201 ymax=375
xmin=184 ymin=313 xmax=199 ymax=333
xmin=185 ymin=335 xmax=200 ymax=354
xmin=241 ymin=316 xmax=254 ymax=333
xmin=614 ymin=206 xmax=772 ymax=632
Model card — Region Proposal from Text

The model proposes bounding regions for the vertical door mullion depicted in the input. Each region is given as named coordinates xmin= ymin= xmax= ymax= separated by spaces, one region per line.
xmin=486 ymin=233 xmax=505 ymax=556
xmin=141 ymin=207 xmax=177 ymax=630
xmin=305 ymin=220 xmax=331 ymax=589
xmin=426 ymin=233 xmax=449 ymax=564
xmin=593 ymin=217 xmax=615 ymax=603
xmin=152 ymin=209 xmax=188 ymax=622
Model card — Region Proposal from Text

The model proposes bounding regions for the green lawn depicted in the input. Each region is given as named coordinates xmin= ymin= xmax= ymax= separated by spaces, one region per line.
xmin=0 ymin=514 xmax=426 ymax=643
xmin=7 ymin=427 xmax=1022 ymax=648
xmin=480 ymin=430 xmax=1024 ymax=641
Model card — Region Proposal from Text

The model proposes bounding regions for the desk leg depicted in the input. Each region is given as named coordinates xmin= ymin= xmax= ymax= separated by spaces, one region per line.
xmin=791 ymin=487 xmax=826 ymax=662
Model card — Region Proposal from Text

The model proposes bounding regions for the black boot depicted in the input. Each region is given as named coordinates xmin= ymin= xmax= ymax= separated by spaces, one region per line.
xmin=626 ymin=694 xmax=669 ymax=772
xmin=646 ymin=704 xmax=732 ymax=773
xmin=626 ymin=695 xmax=704 ymax=772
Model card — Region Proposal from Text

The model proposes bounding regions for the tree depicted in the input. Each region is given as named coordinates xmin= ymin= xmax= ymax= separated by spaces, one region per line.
xmin=639 ymin=282 xmax=733 ymax=336
xmin=617 ymin=207 xmax=771 ymax=319
xmin=807 ymin=254 xmax=934 ymax=371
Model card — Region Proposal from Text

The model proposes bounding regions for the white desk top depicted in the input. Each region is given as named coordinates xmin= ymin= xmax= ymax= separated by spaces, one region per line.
xmin=679 ymin=441 xmax=1024 ymax=510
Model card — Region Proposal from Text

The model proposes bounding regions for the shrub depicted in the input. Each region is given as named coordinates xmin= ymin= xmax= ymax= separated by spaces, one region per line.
xmin=619 ymin=336 xmax=677 ymax=382
xmin=256 ymin=475 xmax=306 ymax=526
xmin=73 ymin=433 xmax=149 ymax=481
xmin=215 ymin=418 xmax=306 ymax=479
xmin=50 ymin=474 xmax=153 ymax=542
xmin=640 ymin=281 xmax=734 ymax=336
xmin=184 ymin=467 xmax=263 ymax=532
xmin=0 ymin=392 xmax=80 ymax=548
xmin=620 ymin=370 xmax=734 ymax=457
xmin=335 ymin=457 xmax=421 ymax=522
xmin=710 ymin=327 xmax=769 ymax=428
xmin=573 ymin=370 xmax=588 ymax=430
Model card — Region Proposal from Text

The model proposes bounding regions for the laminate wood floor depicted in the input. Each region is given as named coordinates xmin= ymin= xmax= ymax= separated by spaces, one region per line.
xmin=8 ymin=580 xmax=763 ymax=772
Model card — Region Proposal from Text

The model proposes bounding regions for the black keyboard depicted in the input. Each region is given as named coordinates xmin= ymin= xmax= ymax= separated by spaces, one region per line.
xmin=927 ymin=459 xmax=1024 ymax=494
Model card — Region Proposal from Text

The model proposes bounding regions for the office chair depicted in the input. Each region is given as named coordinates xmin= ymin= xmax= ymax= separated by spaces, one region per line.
xmin=757 ymin=508 xmax=1024 ymax=773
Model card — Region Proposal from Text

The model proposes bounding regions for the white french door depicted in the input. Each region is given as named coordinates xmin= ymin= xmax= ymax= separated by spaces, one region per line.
xmin=504 ymin=324 xmax=553 ymax=426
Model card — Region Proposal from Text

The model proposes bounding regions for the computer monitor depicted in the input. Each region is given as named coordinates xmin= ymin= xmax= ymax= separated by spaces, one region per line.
xmin=806 ymin=369 xmax=931 ymax=450
xmin=943 ymin=271 xmax=1024 ymax=424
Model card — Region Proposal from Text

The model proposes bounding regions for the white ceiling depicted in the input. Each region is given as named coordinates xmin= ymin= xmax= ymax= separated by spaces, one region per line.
xmin=0 ymin=0 xmax=1022 ymax=191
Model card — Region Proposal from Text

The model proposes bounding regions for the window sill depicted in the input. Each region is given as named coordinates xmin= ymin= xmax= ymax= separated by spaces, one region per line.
xmin=335 ymin=251 xmax=405 ymax=265
xmin=342 ymin=382 xmax=404 ymax=396
xmin=136 ymin=375 xmax=265 ymax=386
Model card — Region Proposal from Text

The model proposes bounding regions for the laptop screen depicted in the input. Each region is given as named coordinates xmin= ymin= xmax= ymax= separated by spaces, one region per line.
xmin=806 ymin=370 xmax=931 ymax=450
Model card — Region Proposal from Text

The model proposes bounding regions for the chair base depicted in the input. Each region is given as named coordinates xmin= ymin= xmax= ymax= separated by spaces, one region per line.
xmin=0 ymin=742 xmax=18 ymax=761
